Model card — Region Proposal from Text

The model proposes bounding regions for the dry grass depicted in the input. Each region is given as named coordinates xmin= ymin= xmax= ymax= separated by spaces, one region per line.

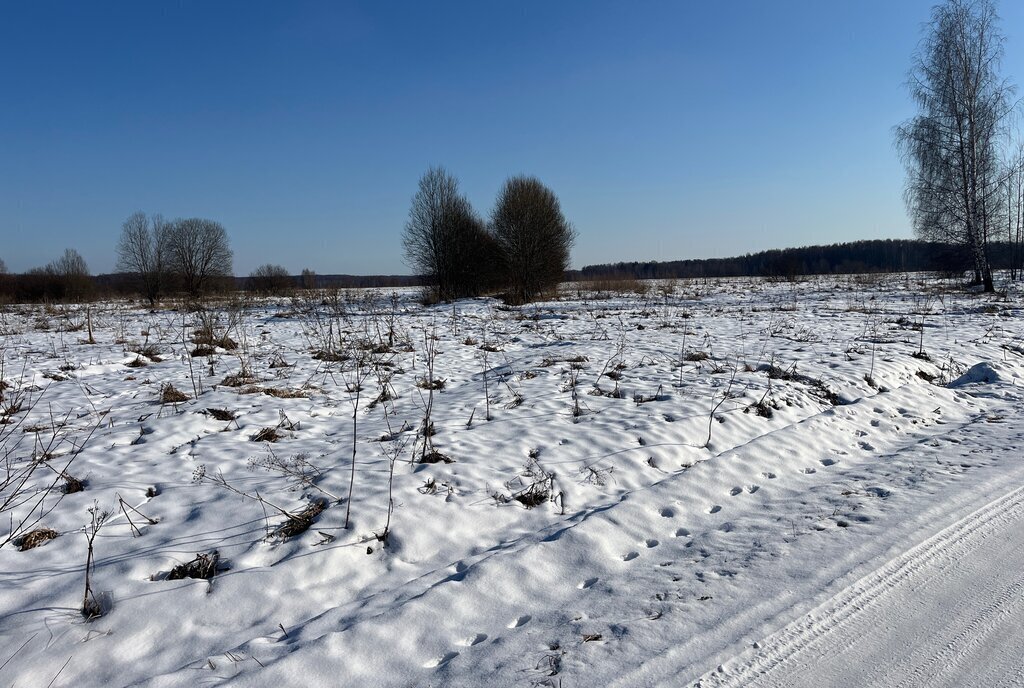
xmin=17 ymin=527 xmax=59 ymax=551
xmin=160 ymin=384 xmax=189 ymax=404
xmin=206 ymin=407 xmax=237 ymax=421
xmin=131 ymin=344 xmax=162 ymax=362
xmin=166 ymin=551 xmax=221 ymax=580
xmin=62 ymin=473 xmax=85 ymax=494
xmin=193 ymin=327 xmax=237 ymax=351
xmin=268 ymin=354 xmax=292 ymax=369
xmin=272 ymin=499 xmax=326 ymax=540
xmin=419 ymin=450 xmax=454 ymax=464
xmin=263 ymin=387 xmax=309 ymax=399
xmin=250 ymin=427 xmax=281 ymax=442
xmin=220 ymin=371 xmax=258 ymax=387
xmin=312 ymin=349 xmax=349 ymax=362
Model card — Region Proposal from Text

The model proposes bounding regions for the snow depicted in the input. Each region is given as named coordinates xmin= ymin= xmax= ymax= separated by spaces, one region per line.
xmin=948 ymin=361 xmax=1008 ymax=387
xmin=1 ymin=274 xmax=1023 ymax=687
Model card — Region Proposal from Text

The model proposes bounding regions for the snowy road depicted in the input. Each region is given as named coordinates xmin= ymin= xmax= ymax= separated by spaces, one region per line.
xmin=696 ymin=485 xmax=1024 ymax=688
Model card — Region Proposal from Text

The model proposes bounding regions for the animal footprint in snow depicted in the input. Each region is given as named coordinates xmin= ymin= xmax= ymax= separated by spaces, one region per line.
xmin=761 ymin=471 xmax=777 ymax=479
xmin=424 ymin=651 xmax=459 ymax=668
xmin=457 ymin=633 xmax=488 ymax=647
xmin=729 ymin=487 xmax=742 ymax=497
xmin=659 ymin=507 xmax=675 ymax=518
xmin=801 ymin=467 xmax=817 ymax=474
xmin=745 ymin=485 xmax=759 ymax=494
xmin=622 ymin=551 xmax=640 ymax=562
xmin=673 ymin=527 xmax=691 ymax=538
xmin=579 ymin=577 xmax=599 ymax=589
xmin=508 ymin=615 xmax=531 ymax=629
xmin=820 ymin=458 xmax=838 ymax=467
xmin=708 ymin=504 xmax=722 ymax=514
xmin=645 ymin=538 xmax=659 ymax=548
xmin=858 ymin=441 xmax=875 ymax=451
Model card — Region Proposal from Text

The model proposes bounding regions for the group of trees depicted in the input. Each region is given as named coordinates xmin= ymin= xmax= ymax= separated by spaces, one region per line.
xmin=117 ymin=212 xmax=233 ymax=303
xmin=897 ymin=0 xmax=1024 ymax=291
xmin=403 ymin=167 xmax=576 ymax=304
xmin=0 ymin=248 xmax=93 ymax=302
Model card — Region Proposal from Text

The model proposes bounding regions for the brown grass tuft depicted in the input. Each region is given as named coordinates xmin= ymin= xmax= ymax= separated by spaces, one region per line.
xmin=206 ymin=407 xmax=237 ymax=421
xmin=250 ymin=427 xmax=281 ymax=442
xmin=17 ymin=527 xmax=59 ymax=551
xmin=160 ymin=383 xmax=189 ymax=403
xmin=419 ymin=450 xmax=454 ymax=464
xmin=273 ymin=499 xmax=327 ymax=540
xmin=263 ymin=387 xmax=309 ymax=399
xmin=166 ymin=551 xmax=221 ymax=580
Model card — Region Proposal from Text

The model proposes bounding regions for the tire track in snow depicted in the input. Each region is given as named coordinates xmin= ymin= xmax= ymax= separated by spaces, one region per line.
xmin=693 ymin=483 xmax=1024 ymax=688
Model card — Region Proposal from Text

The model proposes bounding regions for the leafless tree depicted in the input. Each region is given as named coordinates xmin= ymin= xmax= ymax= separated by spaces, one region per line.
xmin=117 ymin=211 xmax=171 ymax=306
xmin=1003 ymin=143 xmax=1024 ymax=279
xmin=0 ymin=257 xmax=6 ymax=275
xmin=896 ymin=0 xmax=1016 ymax=292
xmin=403 ymin=167 xmax=495 ymax=302
xmin=491 ymin=176 xmax=576 ymax=304
xmin=166 ymin=218 xmax=233 ymax=298
xmin=301 ymin=267 xmax=317 ymax=290
xmin=47 ymin=248 xmax=92 ymax=301
xmin=248 ymin=263 xmax=292 ymax=295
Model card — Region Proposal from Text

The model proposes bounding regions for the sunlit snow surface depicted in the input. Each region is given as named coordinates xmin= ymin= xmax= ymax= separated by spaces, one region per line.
xmin=2 ymin=274 xmax=1022 ymax=687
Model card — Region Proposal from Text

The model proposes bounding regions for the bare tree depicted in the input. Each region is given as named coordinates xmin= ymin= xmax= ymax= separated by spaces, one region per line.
xmin=1003 ymin=144 xmax=1024 ymax=279
xmin=0 ymin=257 xmax=6 ymax=275
xmin=491 ymin=176 xmax=576 ymax=304
xmin=47 ymin=248 xmax=92 ymax=301
xmin=248 ymin=263 xmax=292 ymax=295
xmin=403 ymin=167 xmax=494 ymax=301
xmin=166 ymin=218 xmax=233 ymax=298
xmin=117 ymin=211 xmax=170 ymax=306
xmin=301 ymin=267 xmax=317 ymax=290
xmin=896 ymin=0 xmax=1015 ymax=292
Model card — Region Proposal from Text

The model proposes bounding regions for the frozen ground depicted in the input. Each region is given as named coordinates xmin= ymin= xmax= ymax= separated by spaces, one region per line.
xmin=1 ymin=274 xmax=1022 ymax=687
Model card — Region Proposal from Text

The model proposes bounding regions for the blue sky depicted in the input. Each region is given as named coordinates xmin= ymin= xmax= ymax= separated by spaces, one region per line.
xmin=3 ymin=1 xmax=1024 ymax=275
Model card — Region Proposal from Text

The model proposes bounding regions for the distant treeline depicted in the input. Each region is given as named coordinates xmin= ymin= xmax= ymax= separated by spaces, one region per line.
xmin=0 ymin=270 xmax=424 ymax=303
xmin=574 ymin=239 xmax=1023 ymax=281
xmin=5 ymin=238 xmax=1022 ymax=304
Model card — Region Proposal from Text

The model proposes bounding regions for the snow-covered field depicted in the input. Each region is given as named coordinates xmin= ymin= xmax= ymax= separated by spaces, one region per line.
xmin=2 ymin=274 xmax=1022 ymax=687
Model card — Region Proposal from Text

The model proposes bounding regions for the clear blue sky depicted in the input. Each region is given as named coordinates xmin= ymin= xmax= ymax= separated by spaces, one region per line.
xmin=3 ymin=1 xmax=1024 ymax=275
